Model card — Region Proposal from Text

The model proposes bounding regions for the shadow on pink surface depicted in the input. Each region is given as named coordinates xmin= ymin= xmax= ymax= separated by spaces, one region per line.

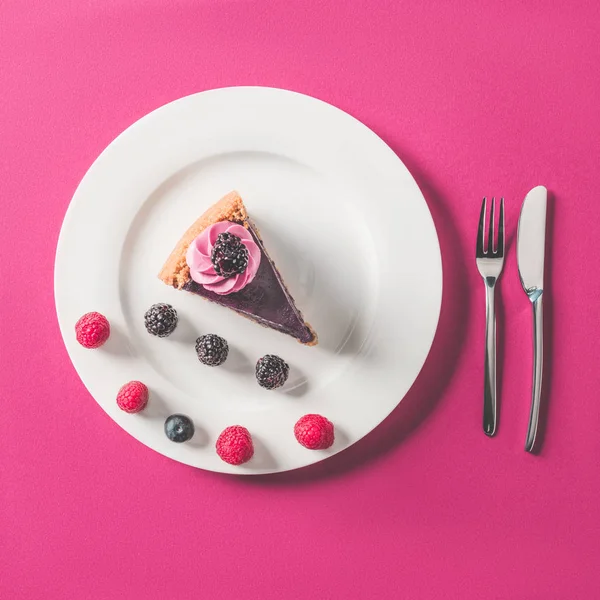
xmin=246 ymin=150 xmax=472 ymax=483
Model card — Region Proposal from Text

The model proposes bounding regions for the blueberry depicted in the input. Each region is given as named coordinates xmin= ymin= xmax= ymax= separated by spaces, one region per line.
xmin=164 ymin=414 xmax=194 ymax=443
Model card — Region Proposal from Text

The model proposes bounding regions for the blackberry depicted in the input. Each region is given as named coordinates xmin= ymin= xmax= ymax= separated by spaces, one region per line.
xmin=255 ymin=354 xmax=289 ymax=390
xmin=195 ymin=334 xmax=229 ymax=366
xmin=164 ymin=414 xmax=195 ymax=443
xmin=144 ymin=303 xmax=178 ymax=337
xmin=211 ymin=232 xmax=249 ymax=278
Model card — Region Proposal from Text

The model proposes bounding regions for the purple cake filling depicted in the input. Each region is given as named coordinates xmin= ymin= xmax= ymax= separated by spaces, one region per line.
xmin=183 ymin=222 xmax=314 ymax=344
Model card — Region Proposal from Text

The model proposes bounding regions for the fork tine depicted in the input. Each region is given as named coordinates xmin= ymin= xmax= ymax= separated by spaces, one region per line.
xmin=477 ymin=197 xmax=486 ymax=255
xmin=487 ymin=197 xmax=495 ymax=254
xmin=497 ymin=197 xmax=505 ymax=256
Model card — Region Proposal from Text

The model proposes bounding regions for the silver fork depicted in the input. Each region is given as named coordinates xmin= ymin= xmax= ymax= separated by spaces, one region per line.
xmin=476 ymin=197 xmax=505 ymax=436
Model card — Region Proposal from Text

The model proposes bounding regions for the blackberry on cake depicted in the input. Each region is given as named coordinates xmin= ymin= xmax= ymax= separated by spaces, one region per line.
xmin=211 ymin=232 xmax=249 ymax=277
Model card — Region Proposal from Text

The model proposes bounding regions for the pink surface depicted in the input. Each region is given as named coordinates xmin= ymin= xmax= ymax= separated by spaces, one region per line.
xmin=1 ymin=1 xmax=599 ymax=598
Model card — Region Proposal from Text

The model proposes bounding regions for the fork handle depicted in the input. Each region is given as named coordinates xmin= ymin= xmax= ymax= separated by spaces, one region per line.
xmin=525 ymin=294 xmax=543 ymax=452
xmin=483 ymin=280 xmax=497 ymax=436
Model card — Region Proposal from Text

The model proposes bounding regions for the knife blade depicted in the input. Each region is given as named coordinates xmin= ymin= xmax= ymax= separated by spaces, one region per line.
xmin=517 ymin=185 xmax=548 ymax=452
xmin=518 ymin=186 xmax=547 ymax=297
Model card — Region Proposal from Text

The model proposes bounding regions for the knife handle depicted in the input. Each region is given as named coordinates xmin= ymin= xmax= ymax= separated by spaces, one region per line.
xmin=483 ymin=282 xmax=497 ymax=436
xmin=525 ymin=294 xmax=543 ymax=452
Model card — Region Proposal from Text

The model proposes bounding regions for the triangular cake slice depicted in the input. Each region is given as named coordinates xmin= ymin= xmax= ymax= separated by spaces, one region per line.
xmin=159 ymin=191 xmax=317 ymax=345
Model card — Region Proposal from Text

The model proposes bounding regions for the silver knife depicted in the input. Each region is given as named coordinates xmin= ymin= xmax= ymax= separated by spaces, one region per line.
xmin=517 ymin=185 xmax=548 ymax=452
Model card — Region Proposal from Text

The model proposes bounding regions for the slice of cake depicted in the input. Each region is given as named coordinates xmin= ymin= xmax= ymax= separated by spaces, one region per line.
xmin=158 ymin=191 xmax=317 ymax=345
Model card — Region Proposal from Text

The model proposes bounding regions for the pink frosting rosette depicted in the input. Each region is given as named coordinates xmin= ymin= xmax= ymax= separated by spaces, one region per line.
xmin=185 ymin=221 xmax=261 ymax=295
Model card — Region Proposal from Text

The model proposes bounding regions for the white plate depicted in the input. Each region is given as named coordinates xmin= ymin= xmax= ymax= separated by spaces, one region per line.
xmin=55 ymin=87 xmax=442 ymax=474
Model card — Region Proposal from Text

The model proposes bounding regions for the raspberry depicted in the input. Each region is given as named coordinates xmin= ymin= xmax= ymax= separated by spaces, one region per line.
xmin=216 ymin=425 xmax=254 ymax=465
xmin=116 ymin=381 xmax=149 ymax=413
xmin=294 ymin=414 xmax=335 ymax=450
xmin=255 ymin=355 xmax=289 ymax=389
xmin=75 ymin=312 xmax=110 ymax=348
